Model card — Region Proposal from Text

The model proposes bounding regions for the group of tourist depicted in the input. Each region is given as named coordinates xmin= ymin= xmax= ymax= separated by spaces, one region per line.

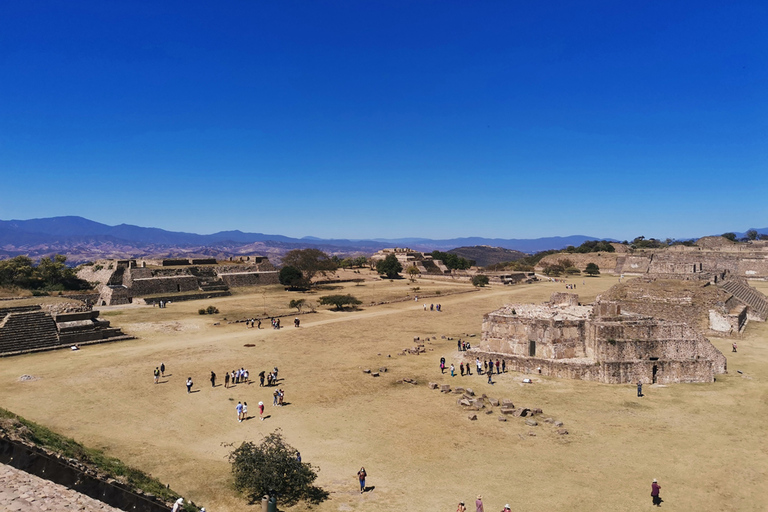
xmin=150 ymin=362 xmax=287 ymax=423
xmin=456 ymin=339 xmax=472 ymax=351
xmin=224 ymin=368 xmax=251 ymax=387
xmin=244 ymin=318 xmax=262 ymax=328
xmin=456 ymin=495 xmax=510 ymax=512
xmin=423 ymin=303 xmax=443 ymax=311
xmin=564 ymin=283 xmax=576 ymax=290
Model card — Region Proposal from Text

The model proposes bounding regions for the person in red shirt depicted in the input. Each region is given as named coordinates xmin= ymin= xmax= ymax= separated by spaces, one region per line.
xmin=651 ymin=479 xmax=662 ymax=506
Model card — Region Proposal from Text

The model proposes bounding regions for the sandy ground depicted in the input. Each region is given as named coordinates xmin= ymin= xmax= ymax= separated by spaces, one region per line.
xmin=0 ymin=273 xmax=767 ymax=512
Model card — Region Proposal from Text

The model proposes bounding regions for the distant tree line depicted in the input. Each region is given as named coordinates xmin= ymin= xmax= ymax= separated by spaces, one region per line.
xmin=563 ymin=240 xmax=615 ymax=253
xmin=0 ymin=255 xmax=91 ymax=291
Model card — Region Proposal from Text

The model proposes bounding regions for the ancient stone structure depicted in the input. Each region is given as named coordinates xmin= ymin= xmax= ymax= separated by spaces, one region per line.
xmin=78 ymin=257 xmax=279 ymax=305
xmin=0 ymin=306 xmax=133 ymax=356
xmin=370 ymin=248 xmax=451 ymax=275
xmin=536 ymin=237 xmax=768 ymax=280
xmin=600 ymin=278 xmax=750 ymax=335
xmin=476 ymin=293 xmax=727 ymax=384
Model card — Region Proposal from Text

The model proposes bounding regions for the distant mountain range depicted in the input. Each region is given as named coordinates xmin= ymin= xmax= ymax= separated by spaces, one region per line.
xmin=0 ymin=216 xmax=765 ymax=265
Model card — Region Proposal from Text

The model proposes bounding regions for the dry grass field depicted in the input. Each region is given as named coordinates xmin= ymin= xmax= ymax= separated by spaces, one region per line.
xmin=1 ymin=273 xmax=767 ymax=511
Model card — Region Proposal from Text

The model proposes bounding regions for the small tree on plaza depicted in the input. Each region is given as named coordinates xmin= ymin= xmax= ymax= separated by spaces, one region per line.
xmin=319 ymin=294 xmax=362 ymax=311
xmin=471 ymin=274 xmax=490 ymax=287
xmin=406 ymin=265 xmax=420 ymax=282
xmin=229 ymin=431 xmax=328 ymax=507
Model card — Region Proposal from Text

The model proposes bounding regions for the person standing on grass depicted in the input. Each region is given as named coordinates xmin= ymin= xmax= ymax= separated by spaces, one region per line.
xmin=357 ymin=467 xmax=367 ymax=494
xmin=160 ymin=363 xmax=165 ymax=377
xmin=242 ymin=402 xmax=248 ymax=420
xmin=732 ymin=342 xmax=737 ymax=353
xmin=487 ymin=370 xmax=493 ymax=385
xmin=210 ymin=371 xmax=216 ymax=387
xmin=475 ymin=495 xmax=484 ymax=512
xmin=502 ymin=360 xmax=506 ymax=373
xmin=259 ymin=401 xmax=265 ymax=421
xmin=495 ymin=360 xmax=500 ymax=374
xmin=259 ymin=371 xmax=265 ymax=387
xmin=450 ymin=364 xmax=455 ymax=377
xmin=236 ymin=401 xmax=243 ymax=422
xmin=224 ymin=372 xmax=230 ymax=388
xmin=186 ymin=377 xmax=193 ymax=393
xmin=460 ymin=363 xmax=465 ymax=376
xmin=651 ymin=479 xmax=662 ymax=506
xmin=637 ymin=380 xmax=643 ymax=397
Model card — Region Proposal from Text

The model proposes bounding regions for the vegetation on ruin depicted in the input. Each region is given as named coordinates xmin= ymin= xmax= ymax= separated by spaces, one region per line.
xmin=430 ymin=250 xmax=474 ymax=270
xmin=282 ymin=249 xmax=338 ymax=285
xmin=375 ymin=253 xmax=403 ymax=279
xmin=229 ymin=431 xmax=328 ymax=507
xmin=563 ymin=240 xmax=615 ymax=253
xmin=484 ymin=249 xmax=558 ymax=272
xmin=0 ymin=255 xmax=91 ymax=292
xmin=318 ymin=294 xmax=362 ymax=310
xmin=406 ymin=266 xmax=420 ymax=282
xmin=0 ymin=407 xmax=197 ymax=511
xmin=471 ymin=274 xmax=489 ymax=287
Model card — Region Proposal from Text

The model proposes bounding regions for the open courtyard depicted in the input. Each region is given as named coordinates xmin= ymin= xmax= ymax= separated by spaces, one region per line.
xmin=1 ymin=274 xmax=767 ymax=511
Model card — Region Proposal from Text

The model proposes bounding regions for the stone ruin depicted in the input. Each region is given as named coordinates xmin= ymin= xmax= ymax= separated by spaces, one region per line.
xmin=474 ymin=293 xmax=727 ymax=384
xmin=0 ymin=305 xmax=133 ymax=356
xmin=599 ymin=277 xmax=757 ymax=335
xmin=78 ymin=257 xmax=279 ymax=306
xmin=536 ymin=236 xmax=768 ymax=280
xmin=370 ymin=248 xmax=452 ymax=275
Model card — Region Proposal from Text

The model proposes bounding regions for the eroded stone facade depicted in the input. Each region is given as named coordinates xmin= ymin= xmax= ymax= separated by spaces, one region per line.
xmin=476 ymin=294 xmax=727 ymax=384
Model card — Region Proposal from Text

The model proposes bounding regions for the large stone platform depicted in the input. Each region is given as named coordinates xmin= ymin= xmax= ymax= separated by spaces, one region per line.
xmin=475 ymin=293 xmax=727 ymax=384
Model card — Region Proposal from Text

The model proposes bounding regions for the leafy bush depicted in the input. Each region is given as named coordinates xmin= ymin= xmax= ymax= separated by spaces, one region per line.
xmin=229 ymin=431 xmax=328 ymax=507
xmin=198 ymin=309 xmax=207 ymax=315
xmin=471 ymin=275 xmax=490 ymax=287
xmin=206 ymin=305 xmax=219 ymax=314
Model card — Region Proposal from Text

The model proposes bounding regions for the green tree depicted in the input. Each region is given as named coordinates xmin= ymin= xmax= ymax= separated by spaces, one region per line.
xmin=584 ymin=262 xmax=600 ymax=276
xmin=721 ymin=232 xmax=737 ymax=242
xmin=746 ymin=229 xmax=758 ymax=241
xmin=318 ymin=294 xmax=362 ymax=311
xmin=542 ymin=263 xmax=564 ymax=276
xmin=279 ymin=266 xmax=307 ymax=290
xmin=406 ymin=266 xmax=420 ymax=282
xmin=289 ymin=298 xmax=306 ymax=313
xmin=471 ymin=274 xmax=489 ymax=287
xmin=229 ymin=431 xmax=328 ymax=507
xmin=282 ymin=249 xmax=338 ymax=285
xmin=375 ymin=254 xmax=403 ymax=279
xmin=430 ymin=251 xmax=473 ymax=270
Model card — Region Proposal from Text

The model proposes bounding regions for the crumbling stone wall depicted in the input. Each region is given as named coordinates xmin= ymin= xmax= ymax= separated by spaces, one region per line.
xmin=219 ymin=271 xmax=279 ymax=287
xmin=130 ymin=276 xmax=200 ymax=296
xmin=477 ymin=295 xmax=727 ymax=384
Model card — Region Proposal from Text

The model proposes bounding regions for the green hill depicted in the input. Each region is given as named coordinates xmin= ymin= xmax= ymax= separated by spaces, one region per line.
xmin=448 ymin=246 xmax=527 ymax=267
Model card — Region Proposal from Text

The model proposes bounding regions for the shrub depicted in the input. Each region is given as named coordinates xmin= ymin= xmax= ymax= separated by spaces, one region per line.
xmin=206 ymin=305 xmax=219 ymax=315
xmin=198 ymin=309 xmax=207 ymax=315
xmin=471 ymin=275 xmax=490 ymax=287
xmin=229 ymin=431 xmax=328 ymax=507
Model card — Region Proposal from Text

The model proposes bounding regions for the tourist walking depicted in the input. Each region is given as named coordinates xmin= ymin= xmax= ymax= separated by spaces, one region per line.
xmin=651 ymin=479 xmax=662 ymax=506
xmin=259 ymin=401 xmax=265 ymax=421
xmin=450 ymin=364 xmax=455 ymax=377
xmin=171 ymin=498 xmax=184 ymax=512
xmin=236 ymin=401 xmax=243 ymax=422
xmin=210 ymin=371 xmax=216 ymax=387
xmin=732 ymin=342 xmax=737 ymax=353
xmin=153 ymin=367 xmax=160 ymax=384
xmin=501 ymin=505 xmax=510 ymax=512
xmin=259 ymin=371 xmax=265 ymax=386
xmin=456 ymin=501 xmax=466 ymax=512
xmin=224 ymin=372 xmax=230 ymax=388
xmin=487 ymin=370 xmax=493 ymax=385
xmin=186 ymin=377 xmax=193 ymax=393
xmin=242 ymin=401 xmax=248 ymax=420
xmin=637 ymin=380 xmax=643 ymax=397
xmin=460 ymin=362 xmax=465 ymax=376
xmin=357 ymin=467 xmax=367 ymax=494
xmin=475 ymin=495 xmax=484 ymax=512
xmin=440 ymin=357 xmax=446 ymax=374
xmin=502 ymin=360 xmax=506 ymax=373
xmin=160 ymin=363 xmax=165 ymax=377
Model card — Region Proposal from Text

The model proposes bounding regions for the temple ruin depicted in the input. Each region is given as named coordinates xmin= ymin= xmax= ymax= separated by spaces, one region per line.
xmin=0 ymin=305 xmax=133 ymax=357
xmin=78 ymin=256 xmax=279 ymax=306
xmin=475 ymin=293 xmax=727 ymax=384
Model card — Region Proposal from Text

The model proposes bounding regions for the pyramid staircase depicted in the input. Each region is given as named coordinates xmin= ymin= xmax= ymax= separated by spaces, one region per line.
xmin=718 ymin=278 xmax=768 ymax=321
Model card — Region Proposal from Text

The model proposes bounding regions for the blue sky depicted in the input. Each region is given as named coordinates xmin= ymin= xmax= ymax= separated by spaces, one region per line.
xmin=1 ymin=1 xmax=766 ymax=240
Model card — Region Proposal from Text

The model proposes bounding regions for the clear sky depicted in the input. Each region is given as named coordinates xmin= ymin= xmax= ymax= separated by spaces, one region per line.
xmin=1 ymin=1 xmax=766 ymax=240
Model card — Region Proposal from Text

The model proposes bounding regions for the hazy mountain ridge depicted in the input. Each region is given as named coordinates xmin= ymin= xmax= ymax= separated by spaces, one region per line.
xmin=1 ymin=216 xmax=765 ymax=265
